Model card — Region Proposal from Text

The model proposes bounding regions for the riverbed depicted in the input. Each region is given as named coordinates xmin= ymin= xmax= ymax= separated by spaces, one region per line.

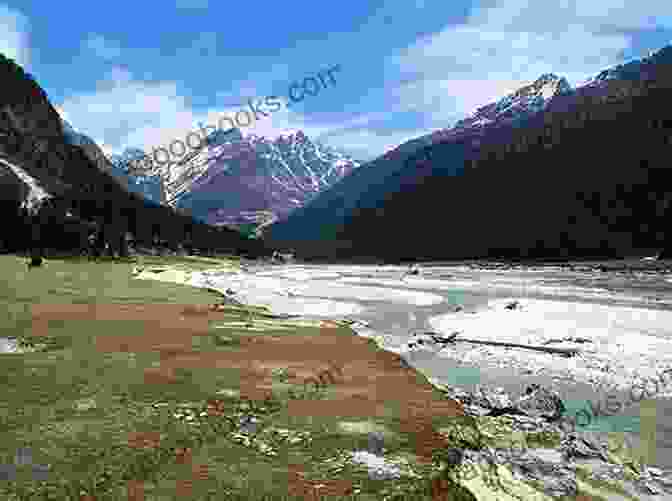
xmin=7 ymin=257 xmax=672 ymax=472
xmin=194 ymin=259 xmax=672 ymax=470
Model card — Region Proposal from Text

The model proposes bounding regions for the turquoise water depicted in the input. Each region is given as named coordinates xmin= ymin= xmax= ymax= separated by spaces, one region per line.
xmin=436 ymin=364 xmax=644 ymax=434
xmin=432 ymin=365 xmax=483 ymax=387
xmin=562 ymin=398 xmax=642 ymax=434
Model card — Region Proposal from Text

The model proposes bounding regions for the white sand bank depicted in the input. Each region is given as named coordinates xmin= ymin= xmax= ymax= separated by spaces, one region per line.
xmin=193 ymin=270 xmax=444 ymax=309
xmin=339 ymin=276 xmax=482 ymax=289
xmin=190 ymin=272 xmax=365 ymax=317
xmin=427 ymin=298 xmax=672 ymax=394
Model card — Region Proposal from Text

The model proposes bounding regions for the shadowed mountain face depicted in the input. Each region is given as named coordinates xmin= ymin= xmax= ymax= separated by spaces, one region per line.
xmin=0 ymin=53 xmax=265 ymax=258
xmin=265 ymin=46 xmax=672 ymax=262
xmin=264 ymin=74 xmax=573 ymax=245
xmin=61 ymin=119 xmax=130 ymax=192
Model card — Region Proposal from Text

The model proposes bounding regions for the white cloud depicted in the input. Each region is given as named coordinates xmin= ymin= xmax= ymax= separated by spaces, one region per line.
xmin=83 ymin=34 xmax=123 ymax=61
xmin=467 ymin=0 xmax=672 ymax=33
xmin=319 ymin=0 xmax=672 ymax=159
xmin=57 ymin=67 xmax=200 ymax=156
xmin=0 ymin=5 xmax=30 ymax=68
xmin=56 ymin=66 xmax=331 ymax=160
xmin=390 ymin=75 xmax=531 ymax=121
xmin=56 ymin=0 xmax=672 ymax=165
xmin=381 ymin=0 xmax=668 ymax=132
xmin=391 ymin=27 xmax=630 ymax=120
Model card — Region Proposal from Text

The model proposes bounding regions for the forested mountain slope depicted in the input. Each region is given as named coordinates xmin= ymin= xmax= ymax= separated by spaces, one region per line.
xmin=0 ymin=53 xmax=264 ymax=258
xmin=266 ymin=46 xmax=672 ymax=262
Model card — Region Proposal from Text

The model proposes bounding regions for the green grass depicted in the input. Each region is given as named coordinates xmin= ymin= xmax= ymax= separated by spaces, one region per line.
xmin=0 ymin=255 xmax=422 ymax=500
xmin=0 ymin=255 xmax=628 ymax=500
xmin=0 ymin=255 xmax=241 ymax=499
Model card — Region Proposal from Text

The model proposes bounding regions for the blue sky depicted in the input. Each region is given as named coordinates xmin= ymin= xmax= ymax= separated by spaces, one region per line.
xmin=1 ymin=0 xmax=671 ymax=161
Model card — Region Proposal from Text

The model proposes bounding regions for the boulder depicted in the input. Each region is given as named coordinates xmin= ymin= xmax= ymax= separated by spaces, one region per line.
xmin=514 ymin=384 xmax=565 ymax=422
xmin=367 ymin=431 xmax=385 ymax=456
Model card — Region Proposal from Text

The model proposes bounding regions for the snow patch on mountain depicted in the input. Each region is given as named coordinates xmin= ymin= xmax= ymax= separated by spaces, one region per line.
xmin=0 ymin=157 xmax=51 ymax=212
xmin=107 ymin=128 xmax=361 ymax=230
xmin=379 ymin=73 xmax=572 ymax=152
xmin=451 ymin=73 xmax=571 ymax=131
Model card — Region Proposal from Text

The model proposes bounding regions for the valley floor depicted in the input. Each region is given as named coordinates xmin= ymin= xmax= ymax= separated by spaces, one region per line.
xmin=1 ymin=254 xmax=669 ymax=500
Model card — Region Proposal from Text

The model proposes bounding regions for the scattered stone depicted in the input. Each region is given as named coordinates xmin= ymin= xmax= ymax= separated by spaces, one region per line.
xmin=367 ymin=431 xmax=385 ymax=456
xmin=340 ymin=318 xmax=371 ymax=329
xmin=407 ymin=331 xmax=459 ymax=351
xmin=442 ymin=448 xmax=464 ymax=467
xmin=0 ymin=464 xmax=16 ymax=481
xmin=473 ymin=386 xmax=514 ymax=411
xmin=637 ymin=480 xmax=662 ymax=495
xmin=487 ymin=406 xmax=529 ymax=418
xmin=647 ymin=466 xmax=664 ymax=477
xmin=14 ymin=447 xmax=32 ymax=466
xmin=28 ymin=256 xmax=43 ymax=268
xmin=563 ymin=434 xmax=609 ymax=462
xmin=238 ymin=414 xmax=259 ymax=435
xmin=0 ymin=338 xmax=20 ymax=354
xmin=349 ymin=451 xmax=403 ymax=481
xmin=220 ymin=295 xmax=244 ymax=306
xmin=515 ymin=384 xmax=565 ymax=422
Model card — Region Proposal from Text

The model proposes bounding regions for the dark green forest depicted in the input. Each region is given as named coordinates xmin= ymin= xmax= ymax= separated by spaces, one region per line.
xmin=0 ymin=53 xmax=267 ymax=259
xmin=270 ymin=59 xmax=672 ymax=262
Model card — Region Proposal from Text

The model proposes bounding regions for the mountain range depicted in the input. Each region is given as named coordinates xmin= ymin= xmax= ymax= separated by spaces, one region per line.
xmin=109 ymin=127 xmax=361 ymax=237
xmin=264 ymin=73 xmax=573 ymax=244
xmin=264 ymin=45 xmax=672 ymax=261
xmin=4 ymin=43 xmax=672 ymax=264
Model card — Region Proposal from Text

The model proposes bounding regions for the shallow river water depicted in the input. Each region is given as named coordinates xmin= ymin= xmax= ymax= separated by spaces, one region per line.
xmin=230 ymin=261 xmax=672 ymax=470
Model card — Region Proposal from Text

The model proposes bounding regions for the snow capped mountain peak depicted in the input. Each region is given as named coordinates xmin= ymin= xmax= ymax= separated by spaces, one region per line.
xmin=366 ymin=73 xmax=575 ymax=162
xmin=179 ymin=128 xmax=361 ymax=227
xmin=108 ymin=127 xmax=361 ymax=230
xmin=453 ymin=73 xmax=571 ymax=131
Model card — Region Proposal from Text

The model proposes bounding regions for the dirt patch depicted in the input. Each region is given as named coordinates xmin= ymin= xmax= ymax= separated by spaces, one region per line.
xmin=287 ymin=463 xmax=356 ymax=500
xmin=127 ymin=431 xmax=162 ymax=450
xmin=29 ymin=302 xmax=466 ymax=499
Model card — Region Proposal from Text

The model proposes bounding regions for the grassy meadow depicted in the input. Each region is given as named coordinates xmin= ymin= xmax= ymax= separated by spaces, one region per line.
xmin=0 ymin=254 xmax=635 ymax=501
